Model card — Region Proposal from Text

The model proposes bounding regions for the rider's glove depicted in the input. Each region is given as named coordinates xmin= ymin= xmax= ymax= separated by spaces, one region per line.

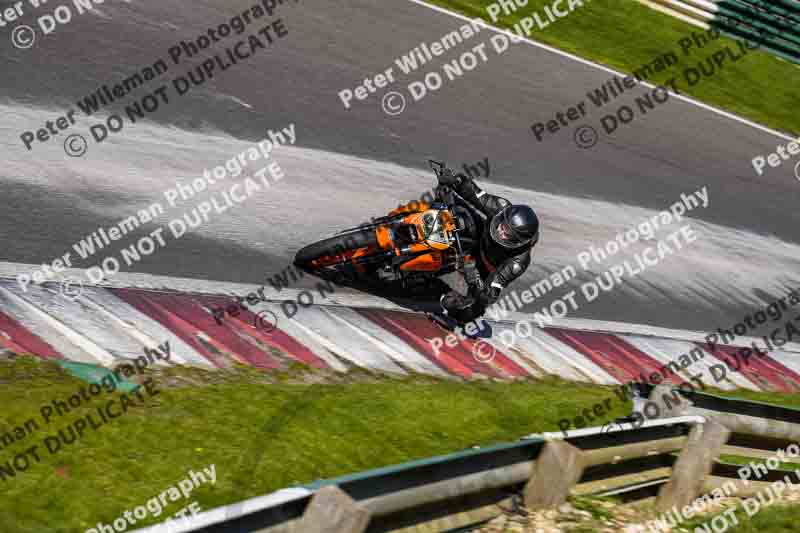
xmin=476 ymin=283 xmax=501 ymax=308
xmin=464 ymin=262 xmax=482 ymax=290
xmin=438 ymin=168 xmax=463 ymax=187
xmin=488 ymin=284 xmax=502 ymax=301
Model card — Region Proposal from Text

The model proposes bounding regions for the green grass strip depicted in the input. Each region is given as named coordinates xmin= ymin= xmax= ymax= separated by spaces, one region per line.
xmin=4 ymin=356 xmax=800 ymax=532
xmin=0 ymin=357 xmax=630 ymax=533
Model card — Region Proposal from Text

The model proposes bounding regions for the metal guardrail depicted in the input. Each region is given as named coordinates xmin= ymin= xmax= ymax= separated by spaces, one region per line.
xmin=639 ymin=0 xmax=800 ymax=65
xmin=130 ymin=386 xmax=800 ymax=533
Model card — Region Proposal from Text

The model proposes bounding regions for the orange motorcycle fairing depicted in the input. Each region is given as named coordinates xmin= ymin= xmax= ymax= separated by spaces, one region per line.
xmin=401 ymin=210 xmax=455 ymax=252
xmin=296 ymin=161 xmax=470 ymax=280
xmin=307 ymin=243 xmax=379 ymax=271
xmin=376 ymin=226 xmax=393 ymax=250
xmin=388 ymin=201 xmax=430 ymax=217
xmin=398 ymin=252 xmax=444 ymax=271
xmin=298 ymin=204 xmax=460 ymax=277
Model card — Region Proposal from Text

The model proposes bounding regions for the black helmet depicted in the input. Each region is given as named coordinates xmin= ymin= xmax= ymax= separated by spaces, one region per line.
xmin=489 ymin=205 xmax=539 ymax=248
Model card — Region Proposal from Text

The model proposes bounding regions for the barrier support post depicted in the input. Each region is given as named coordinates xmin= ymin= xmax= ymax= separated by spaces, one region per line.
xmin=524 ymin=440 xmax=586 ymax=509
xmin=656 ymin=418 xmax=730 ymax=512
xmin=297 ymin=485 xmax=371 ymax=533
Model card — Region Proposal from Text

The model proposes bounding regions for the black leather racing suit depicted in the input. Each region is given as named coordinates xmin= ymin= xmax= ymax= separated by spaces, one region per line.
xmin=437 ymin=175 xmax=535 ymax=324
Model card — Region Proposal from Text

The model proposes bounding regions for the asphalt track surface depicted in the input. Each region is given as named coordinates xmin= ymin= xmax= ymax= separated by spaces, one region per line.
xmin=2 ymin=0 xmax=799 ymax=331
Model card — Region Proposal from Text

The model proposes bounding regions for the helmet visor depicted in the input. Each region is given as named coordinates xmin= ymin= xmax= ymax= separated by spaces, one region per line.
xmin=490 ymin=209 xmax=536 ymax=248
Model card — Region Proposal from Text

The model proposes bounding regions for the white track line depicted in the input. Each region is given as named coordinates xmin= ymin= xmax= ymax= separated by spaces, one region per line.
xmin=406 ymin=0 xmax=797 ymax=142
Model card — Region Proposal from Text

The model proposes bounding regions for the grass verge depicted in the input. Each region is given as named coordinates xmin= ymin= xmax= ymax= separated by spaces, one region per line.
xmin=429 ymin=0 xmax=800 ymax=136
xmin=0 ymin=356 xmax=631 ymax=533
xmin=3 ymin=357 xmax=800 ymax=532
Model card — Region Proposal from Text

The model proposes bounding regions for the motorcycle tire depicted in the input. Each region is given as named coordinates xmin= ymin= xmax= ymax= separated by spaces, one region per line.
xmin=294 ymin=228 xmax=379 ymax=270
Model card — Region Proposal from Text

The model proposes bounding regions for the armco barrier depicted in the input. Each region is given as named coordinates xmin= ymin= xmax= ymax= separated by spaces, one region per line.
xmin=637 ymin=0 xmax=800 ymax=65
xmin=128 ymin=388 xmax=800 ymax=532
xmin=129 ymin=417 xmax=701 ymax=532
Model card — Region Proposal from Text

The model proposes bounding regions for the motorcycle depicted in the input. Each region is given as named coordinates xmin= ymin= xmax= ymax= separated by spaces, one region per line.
xmin=293 ymin=160 xmax=486 ymax=334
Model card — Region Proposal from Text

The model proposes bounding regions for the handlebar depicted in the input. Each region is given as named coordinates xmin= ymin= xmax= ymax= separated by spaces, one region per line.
xmin=428 ymin=159 xmax=471 ymax=268
xmin=428 ymin=159 xmax=446 ymax=176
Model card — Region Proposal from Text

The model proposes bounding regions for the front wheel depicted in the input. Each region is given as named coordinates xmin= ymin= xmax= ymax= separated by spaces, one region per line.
xmin=293 ymin=229 xmax=379 ymax=271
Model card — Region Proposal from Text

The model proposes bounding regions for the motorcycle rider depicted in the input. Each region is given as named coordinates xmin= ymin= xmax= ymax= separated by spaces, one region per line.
xmin=435 ymin=166 xmax=540 ymax=324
